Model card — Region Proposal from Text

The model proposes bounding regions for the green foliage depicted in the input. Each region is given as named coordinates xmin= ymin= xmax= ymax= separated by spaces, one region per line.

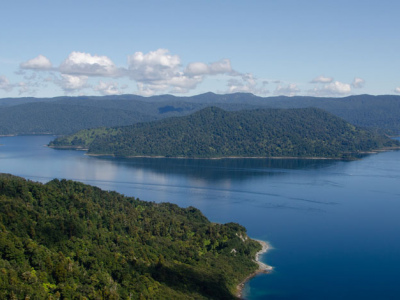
xmin=51 ymin=107 xmax=400 ymax=159
xmin=0 ymin=96 xmax=199 ymax=136
xmin=50 ymin=127 xmax=121 ymax=149
xmin=0 ymin=174 xmax=260 ymax=299
xmin=264 ymin=94 xmax=400 ymax=135
xmin=2 ymin=93 xmax=400 ymax=135
xmin=0 ymin=102 xmax=153 ymax=135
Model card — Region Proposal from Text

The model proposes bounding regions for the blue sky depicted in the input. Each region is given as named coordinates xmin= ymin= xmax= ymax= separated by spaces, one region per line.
xmin=1 ymin=0 xmax=399 ymax=98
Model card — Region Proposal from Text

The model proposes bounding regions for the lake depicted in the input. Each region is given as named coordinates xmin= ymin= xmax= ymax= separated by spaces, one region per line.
xmin=1 ymin=135 xmax=400 ymax=299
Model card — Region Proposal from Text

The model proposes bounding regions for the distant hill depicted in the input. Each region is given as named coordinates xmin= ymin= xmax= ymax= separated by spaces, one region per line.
xmin=1 ymin=93 xmax=400 ymax=135
xmin=0 ymin=174 xmax=260 ymax=299
xmin=50 ymin=107 xmax=399 ymax=159
xmin=262 ymin=94 xmax=400 ymax=135
xmin=0 ymin=102 xmax=156 ymax=135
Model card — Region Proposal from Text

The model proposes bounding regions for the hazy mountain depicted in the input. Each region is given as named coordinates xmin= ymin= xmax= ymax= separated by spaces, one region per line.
xmin=1 ymin=93 xmax=400 ymax=135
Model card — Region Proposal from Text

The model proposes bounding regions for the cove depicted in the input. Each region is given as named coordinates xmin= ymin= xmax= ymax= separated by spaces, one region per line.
xmin=1 ymin=135 xmax=400 ymax=299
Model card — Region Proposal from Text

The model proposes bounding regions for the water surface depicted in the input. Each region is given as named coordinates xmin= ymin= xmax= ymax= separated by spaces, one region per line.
xmin=1 ymin=135 xmax=400 ymax=299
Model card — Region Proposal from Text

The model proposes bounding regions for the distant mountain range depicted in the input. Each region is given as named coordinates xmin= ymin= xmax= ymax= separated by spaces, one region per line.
xmin=1 ymin=93 xmax=400 ymax=135
xmin=49 ymin=107 xmax=399 ymax=159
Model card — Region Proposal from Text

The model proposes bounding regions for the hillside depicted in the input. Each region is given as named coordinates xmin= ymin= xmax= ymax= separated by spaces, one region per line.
xmin=0 ymin=174 xmax=260 ymax=299
xmin=50 ymin=107 xmax=399 ymax=159
xmin=1 ymin=94 xmax=400 ymax=135
xmin=0 ymin=102 xmax=156 ymax=135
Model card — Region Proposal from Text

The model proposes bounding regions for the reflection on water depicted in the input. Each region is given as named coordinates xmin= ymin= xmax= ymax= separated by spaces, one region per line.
xmin=96 ymin=155 xmax=340 ymax=182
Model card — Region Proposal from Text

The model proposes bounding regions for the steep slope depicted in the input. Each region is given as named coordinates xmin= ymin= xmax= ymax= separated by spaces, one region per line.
xmin=0 ymin=174 xmax=260 ymax=299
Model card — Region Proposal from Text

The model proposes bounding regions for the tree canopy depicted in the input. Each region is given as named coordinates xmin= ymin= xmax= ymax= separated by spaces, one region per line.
xmin=2 ymin=93 xmax=400 ymax=135
xmin=50 ymin=107 xmax=400 ymax=159
xmin=0 ymin=174 xmax=260 ymax=299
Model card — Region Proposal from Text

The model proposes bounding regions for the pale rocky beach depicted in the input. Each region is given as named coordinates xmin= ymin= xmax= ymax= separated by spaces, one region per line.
xmin=236 ymin=240 xmax=273 ymax=299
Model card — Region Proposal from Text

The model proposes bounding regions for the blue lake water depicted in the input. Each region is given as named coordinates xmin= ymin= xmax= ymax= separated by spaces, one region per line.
xmin=1 ymin=135 xmax=400 ymax=299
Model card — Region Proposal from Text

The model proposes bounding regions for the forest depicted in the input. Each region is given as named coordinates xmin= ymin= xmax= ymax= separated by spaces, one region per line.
xmin=1 ymin=93 xmax=400 ymax=135
xmin=50 ymin=107 xmax=400 ymax=159
xmin=0 ymin=174 xmax=261 ymax=299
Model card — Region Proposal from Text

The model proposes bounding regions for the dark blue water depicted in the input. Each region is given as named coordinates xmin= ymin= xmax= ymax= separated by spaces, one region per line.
xmin=1 ymin=135 xmax=400 ymax=299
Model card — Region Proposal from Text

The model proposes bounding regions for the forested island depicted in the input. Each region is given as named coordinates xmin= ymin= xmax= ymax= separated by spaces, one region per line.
xmin=0 ymin=174 xmax=262 ymax=299
xmin=50 ymin=107 xmax=399 ymax=159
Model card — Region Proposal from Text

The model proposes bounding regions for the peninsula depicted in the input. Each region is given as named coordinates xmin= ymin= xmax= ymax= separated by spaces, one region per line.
xmin=0 ymin=174 xmax=262 ymax=299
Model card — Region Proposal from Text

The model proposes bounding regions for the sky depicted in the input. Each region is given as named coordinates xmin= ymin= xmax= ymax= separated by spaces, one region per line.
xmin=1 ymin=0 xmax=399 ymax=98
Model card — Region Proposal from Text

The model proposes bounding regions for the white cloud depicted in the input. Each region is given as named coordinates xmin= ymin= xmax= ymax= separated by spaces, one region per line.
xmin=0 ymin=75 xmax=13 ymax=92
xmin=352 ymin=77 xmax=365 ymax=88
xmin=20 ymin=55 xmax=52 ymax=70
xmin=168 ymin=76 xmax=202 ymax=91
xmin=58 ymin=74 xmax=89 ymax=92
xmin=17 ymin=82 xmax=29 ymax=94
xmin=323 ymin=81 xmax=351 ymax=95
xmin=209 ymin=59 xmax=232 ymax=74
xmin=226 ymin=73 xmax=269 ymax=95
xmin=10 ymin=48 xmax=275 ymax=96
xmin=185 ymin=59 xmax=232 ymax=76
xmin=311 ymin=75 xmax=333 ymax=84
xmin=136 ymin=82 xmax=167 ymax=96
xmin=241 ymin=73 xmax=256 ymax=86
xmin=128 ymin=49 xmax=180 ymax=81
xmin=227 ymin=79 xmax=251 ymax=93
xmin=185 ymin=62 xmax=209 ymax=76
xmin=127 ymin=49 xmax=210 ymax=95
xmin=308 ymin=81 xmax=352 ymax=96
xmin=17 ymin=82 xmax=37 ymax=96
xmin=395 ymin=87 xmax=400 ymax=94
xmin=274 ymin=83 xmax=300 ymax=96
xmin=95 ymin=81 xmax=125 ymax=95
xmin=59 ymin=52 xmax=120 ymax=77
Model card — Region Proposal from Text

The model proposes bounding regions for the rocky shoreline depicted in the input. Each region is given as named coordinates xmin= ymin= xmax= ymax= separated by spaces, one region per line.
xmin=236 ymin=240 xmax=273 ymax=299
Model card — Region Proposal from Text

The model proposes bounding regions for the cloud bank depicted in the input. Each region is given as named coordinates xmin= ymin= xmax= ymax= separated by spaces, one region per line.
xmin=274 ymin=83 xmax=300 ymax=96
xmin=0 ymin=76 xmax=13 ymax=92
xmin=11 ymin=51 xmax=372 ymax=97
xmin=308 ymin=75 xmax=365 ymax=96
xmin=20 ymin=55 xmax=52 ymax=70
xmin=352 ymin=77 xmax=365 ymax=88
xmin=16 ymin=49 xmax=271 ymax=96
xmin=310 ymin=75 xmax=333 ymax=84
xmin=59 ymin=52 xmax=122 ymax=77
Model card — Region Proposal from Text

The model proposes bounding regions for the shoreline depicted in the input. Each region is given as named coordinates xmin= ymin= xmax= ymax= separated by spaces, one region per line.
xmin=84 ymin=151 xmax=399 ymax=160
xmin=48 ymin=145 xmax=400 ymax=160
xmin=236 ymin=240 xmax=273 ymax=299
xmin=72 ymin=151 xmax=353 ymax=160
xmin=47 ymin=146 xmax=342 ymax=160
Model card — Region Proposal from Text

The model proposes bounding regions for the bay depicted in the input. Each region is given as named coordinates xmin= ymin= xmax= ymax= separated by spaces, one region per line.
xmin=1 ymin=135 xmax=400 ymax=299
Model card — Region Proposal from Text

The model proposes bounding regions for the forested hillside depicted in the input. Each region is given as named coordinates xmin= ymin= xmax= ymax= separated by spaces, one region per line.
xmin=265 ymin=94 xmax=400 ymax=135
xmin=50 ymin=107 xmax=399 ymax=159
xmin=0 ymin=174 xmax=260 ymax=299
xmin=0 ymin=102 xmax=156 ymax=135
xmin=1 ymin=94 xmax=400 ymax=135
